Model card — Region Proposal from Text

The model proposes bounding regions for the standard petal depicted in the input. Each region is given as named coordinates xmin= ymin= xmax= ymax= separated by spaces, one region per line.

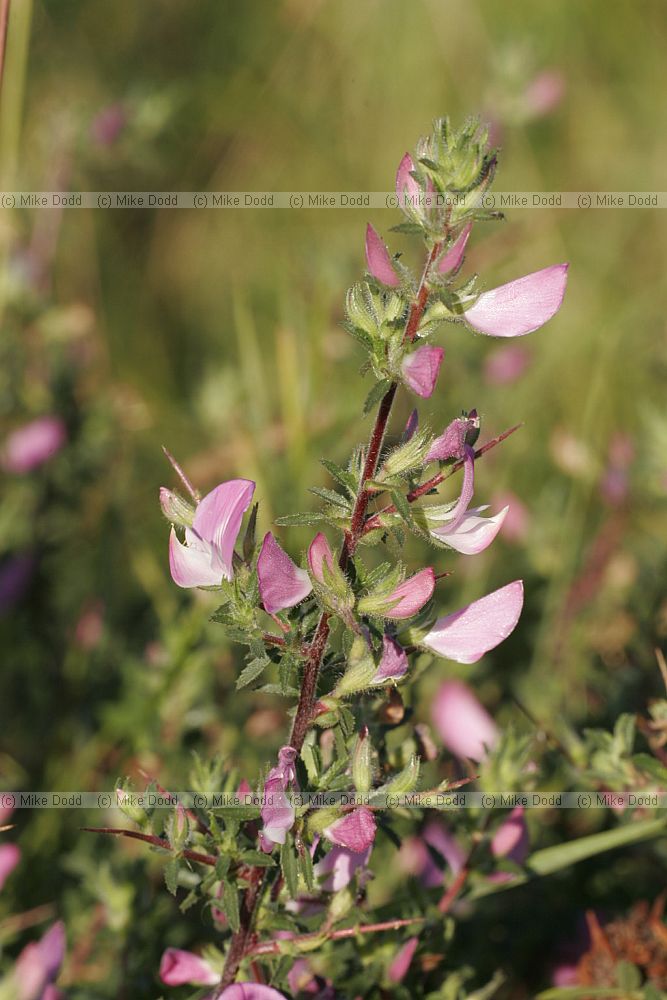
xmin=372 ymin=635 xmax=409 ymax=683
xmin=307 ymin=532 xmax=336 ymax=586
xmin=159 ymin=948 xmax=219 ymax=986
xmin=437 ymin=223 xmax=472 ymax=274
xmin=315 ymin=844 xmax=371 ymax=892
xmin=169 ymin=527 xmax=222 ymax=588
xmin=401 ymin=345 xmax=445 ymax=398
xmin=395 ymin=152 xmax=420 ymax=202
xmin=384 ymin=567 xmax=435 ymax=620
xmin=324 ymin=806 xmax=376 ymax=852
xmin=257 ymin=532 xmax=312 ymax=614
xmin=432 ymin=680 xmax=498 ymax=760
xmin=192 ymin=479 xmax=255 ymax=578
xmin=465 ymin=264 xmax=568 ymax=337
xmin=365 ymin=224 xmax=399 ymax=287
xmin=422 ymin=580 xmax=524 ymax=664
xmin=431 ymin=505 xmax=509 ymax=555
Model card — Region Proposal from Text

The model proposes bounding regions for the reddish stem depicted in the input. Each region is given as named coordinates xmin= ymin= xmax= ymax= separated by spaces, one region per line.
xmin=249 ymin=915 xmax=424 ymax=956
xmin=81 ymin=827 xmax=217 ymax=867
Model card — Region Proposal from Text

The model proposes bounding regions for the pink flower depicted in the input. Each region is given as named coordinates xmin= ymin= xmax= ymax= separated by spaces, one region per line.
xmin=378 ymin=568 xmax=435 ymax=620
xmin=491 ymin=806 xmax=529 ymax=864
xmin=388 ymin=937 xmax=419 ymax=983
xmin=323 ymin=806 xmax=376 ymax=852
xmin=523 ymin=70 xmax=565 ymax=119
xmin=0 ymin=843 xmax=20 ymax=892
xmin=465 ymin=264 xmax=568 ymax=337
xmin=314 ymin=844 xmax=372 ymax=891
xmin=492 ymin=490 xmax=530 ymax=543
xmin=2 ymin=417 xmax=66 ymax=473
xmin=159 ymin=948 xmax=219 ymax=986
xmin=437 ymin=223 xmax=472 ymax=275
xmin=260 ymin=746 xmax=299 ymax=849
xmin=432 ymin=680 xmax=498 ymax=761
xmin=168 ymin=479 xmax=255 ymax=588
xmin=426 ymin=412 xmax=479 ymax=463
xmin=0 ymin=554 xmax=34 ymax=615
xmin=307 ymin=532 xmax=336 ymax=585
xmin=422 ymin=580 xmax=524 ymax=663
xmin=14 ymin=921 xmax=66 ymax=1000
xmin=217 ymin=985 xmax=288 ymax=1000
xmin=428 ymin=501 xmax=509 ymax=555
xmin=257 ymin=532 xmax=312 ymax=614
xmin=372 ymin=635 xmax=409 ymax=683
xmin=90 ymin=102 xmax=126 ymax=146
xmin=400 ymin=345 xmax=445 ymax=398
xmin=287 ymin=959 xmax=335 ymax=997
xmin=395 ymin=153 xmax=421 ymax=204
xmin=483 ymin=344 xmax=530 ymax=385
xmin=365 ymin=224 xmax=399 ymax=287
xmin=402 ymin=409 xmax=419 ymax=443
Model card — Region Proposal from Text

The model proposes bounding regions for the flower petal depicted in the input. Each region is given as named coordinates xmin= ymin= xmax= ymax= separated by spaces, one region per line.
xmin=388 ymin=937 xmax=419 ymax=983
xmin=372 ymin=635 xmax=409 ymax=683
xmin=465 ymin=264 xmax=568 ymax=337
xmin=324 ymin=806 xmax=376 ymax=852
xmin=384 ymin=567 xmax=435 ymax=620
xmin=491 ymin=806 xmax=529 ymax=863
xmin=432 ymin=680 xmax=498 ymax=760
xmin=168 ymin=527 xmax=223 ymax=588
xmin=192 ymin=479 xmax=255 ymax=578
xmin=427 ymin=413 xmax=479 ymax=463
xmin=2 ymin=417 xmax=66 ymax=474
xmin=315 ymin=845 xmax=371 ymax=892
xmin=257 ymin=532 xmax=312 ymax=614
xmin=400 ymin=345 xmax=445 ymax=398
xmin=437 ymin=223 xmax=472 ymax=275
xmin=395 ymin=152 xmax=420 ymax=202
xmin=159 ymin=948 xmax=219 ymax=987
xmin=365 ymin=224 xmax=399 ymax=287
xmin=422 ymin=580 xmax=524 ymax=664
xmin=431 ymin=505 xmax=509 ymax=555
xmin=307 ymin=532 xmax=336 ymax=586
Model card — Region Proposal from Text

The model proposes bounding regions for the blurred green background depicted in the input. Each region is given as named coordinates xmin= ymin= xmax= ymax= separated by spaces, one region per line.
xmin=1 ymin=0 xmax=667 ymax=996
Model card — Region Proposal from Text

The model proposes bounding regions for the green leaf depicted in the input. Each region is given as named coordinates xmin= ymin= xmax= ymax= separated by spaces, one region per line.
xmin=163 ymin=858 xmax=179 ymax=896
xmin=390 ymin=222 xmax=425 ymax=235
xmin=236 ymin=657 xmax=269 ymax=690
xmin=280 ymin=835 xmax=299 ymax=899
xmin=471 ymin=816 xmax=667 ymax=899
xmin=537 ymin=989 xmax=644 ymax=999
xmin=309 ymin=486 xmax=352 ymax=510
xmin=297 ymin=842 xmax=315 ymax=892
xmin=257 ymin=683 xmax=300 ymax=697
xmin=362 ymin=378 xmax=392 ymax=416
xmin=632 ymin=753 xmax=667 ymax=783
xmin=616 ymin=962 xmax=642 ymax=992
xmin=239 ymin=850 xmax=276 ymax=867
xmin=221 ymin=880 xmax=240 ymax=932
xmin=275 ymin=511 xmax=326 ymax=527
xmin=340 ymin=320 xmax=374 ymax=352
xmin=320 ymin=458 xmax=358 ymax=495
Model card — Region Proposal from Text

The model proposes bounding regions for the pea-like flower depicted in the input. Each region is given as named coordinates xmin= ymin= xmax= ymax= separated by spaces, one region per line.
xmin=323 ymin=806 xmax=376 ymax=853
xmin=260 ymin=746 xmax=299 ymax=850
xmin=432 ymin=679 xmax=499 ymax=761
xmin=401 ymin=344 xmax=445 ymax=398
xmin=365 ymin=223 xmax=399 ymax=287
xmin=167 ymin=479 xmax=255 ymax=588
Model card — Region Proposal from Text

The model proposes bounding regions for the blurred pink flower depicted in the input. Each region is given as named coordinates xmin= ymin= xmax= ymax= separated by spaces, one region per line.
xmin=0 ymin=843 xmax=20 ymax=892
xmin=159 ymin=948 xmax=218 ymax=986
xmin=2 ymin=417 xmax=66 ymax=474
xmin=437 ymin=223 xmax=472 ymax=275
xmin=74 ymin=600 xmax=105 ymax=650
xmin=167 ymin=479 xmax=255 ymax=588
xmin=388 ymin=937 xmax=419 ymax=983
xmin=483 ymin=344 xmax=530 ymax=385
xmin=14 ymin=921 xmax=66 ymax=1000
xmin=523 ymin=70 xmax=566 ymax=119
xmin=465 ymin=264 xmax=568 ymax=337
xmin=0 ymin=554 xmax=35 ymax=615
xmin=365 ymin=224 xmax=399 ymax=287
xmin=287 ymin=959 xmax=335 ymax=997
xmin=423 ymin=580 xmax=524 ymax=663
xmin=257 ymin=532 xmax=312 ymax=614
xmin=217 ymin=985 xmax=288 ymax=999
xmin=260 ymin=746 xmax=299 ymax=850
xmin=90 ymin=103 xmax=126 ymax=146
xmin=490 ymin=806 xmax=529 ymax=865
xmin=600 ymin=432 xmax=635 ymax=506
xmin=401 ymin=345 xmax=445 ymax=398
xmin=432 ymin=680 xmax=498 ymax=761
xmin=324 ymin=806 xmax=376 ymax=852
xmin=492 ymin=491 xmax=530 ymax=543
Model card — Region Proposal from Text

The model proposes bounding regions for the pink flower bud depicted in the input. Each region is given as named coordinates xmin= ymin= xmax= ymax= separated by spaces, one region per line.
xmin=365 ymin=224 xmax=399 ymax=287
xmin=427 ymin=414 xmax=479 ymax=463
xmin=465 ymin=264 xmax=568 ymax=338
xmin=168 ymin=479 xmax=255 ymax=588
xmin=307 ymin=532 xmax=336 ymax=586
xmin=370 ymin=567 xmax=435 ymax=621
xmin=395 ymin=153 xmax=420 ymax=203
xmin=491 ymin=806 xmax=529 ymax=863
xmin=388 ymin=936 xmax=419 ymax=983
xmin=422 ymin=580 xmax=524 ymax=664
xmin=257 ymin=532 xmax=312 ymax=614
xmin=437 ymin=223 xmax=472 ymax=275
xmin=2 ymin=417 xmax=66 ymax=474
xmin=15 ymin=921 xmax=66 ymax=1000
xmin=159 ymin=948 xmax=218 ymax=986
xmin=400 ymin=345 xmax=445 ymax=398
xmin=372 ymin=635 xmax=409 ymax=683
xmin=324 ymin=806 xmax=376 ymax=853
xmin=432 ymin=680 xmax=498 ymax=761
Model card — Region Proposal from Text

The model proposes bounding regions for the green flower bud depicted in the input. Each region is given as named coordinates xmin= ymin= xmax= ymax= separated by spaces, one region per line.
xmin=352 ymin=727 xmax=373 ymax=795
